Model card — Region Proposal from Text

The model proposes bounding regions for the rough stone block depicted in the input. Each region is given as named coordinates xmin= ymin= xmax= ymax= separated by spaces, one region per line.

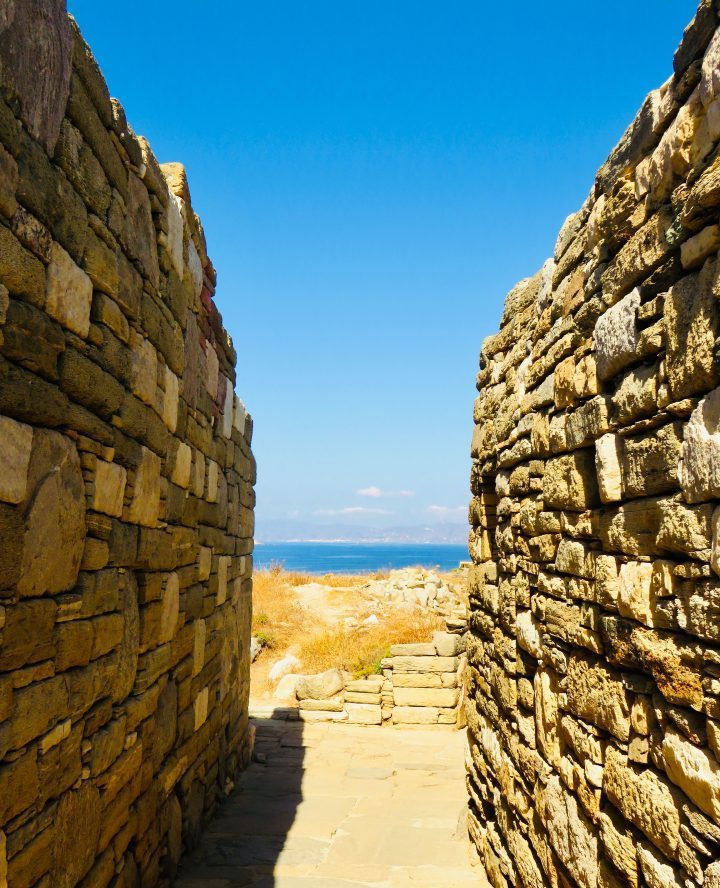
xmin=392 ymin=706 xmax=439 ymax=725
xmin=594 ymin=288 xmax=641 ymax=380
xmin=393 ymin=687 xmax=458 ymax=708
xmin=0 ymin=414 xmax=32 ymax=504
xmin=45 ymin=241 xmax=92 ymax=337
xmin=345 ymin=702 xmax=382 ymax=725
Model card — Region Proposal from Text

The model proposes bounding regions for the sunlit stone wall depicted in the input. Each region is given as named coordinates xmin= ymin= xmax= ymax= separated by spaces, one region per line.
xmin=467 ymin=2 xmax=720 ymax=885
xmin=0 ymin=3 xmax=255 ymax=885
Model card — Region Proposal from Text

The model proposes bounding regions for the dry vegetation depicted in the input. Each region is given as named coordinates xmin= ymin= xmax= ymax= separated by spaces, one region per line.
xmin=251 ymin=567 xmax=445 ymax=694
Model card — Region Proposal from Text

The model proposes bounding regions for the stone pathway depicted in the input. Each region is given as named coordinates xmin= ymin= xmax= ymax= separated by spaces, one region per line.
xmin=176 ymin=717 xmax=488 ymax=887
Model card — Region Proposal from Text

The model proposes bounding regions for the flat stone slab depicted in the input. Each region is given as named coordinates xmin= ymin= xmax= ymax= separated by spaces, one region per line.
xmin=176 ymin=718 xmax=487 ymax=887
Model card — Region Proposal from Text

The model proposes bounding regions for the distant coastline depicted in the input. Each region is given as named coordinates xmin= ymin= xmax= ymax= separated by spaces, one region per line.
xmin=254 ymin=541 xmax=469 ymax=575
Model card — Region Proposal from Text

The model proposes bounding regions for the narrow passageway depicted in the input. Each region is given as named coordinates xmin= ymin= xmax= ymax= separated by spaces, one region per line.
xmin=176 ymin=717 xmax=487 ymax=887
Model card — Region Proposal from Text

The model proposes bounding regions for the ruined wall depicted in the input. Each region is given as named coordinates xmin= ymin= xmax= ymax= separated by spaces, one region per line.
xmin=0 ymin=3 xmax=255 ymax=886
xmin=467 ymin=2 xmax=720 ymax=886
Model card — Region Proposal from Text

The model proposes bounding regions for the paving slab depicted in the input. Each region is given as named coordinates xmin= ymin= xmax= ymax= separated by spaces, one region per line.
xmin=176 ymin=719 xmax=488 ymax=887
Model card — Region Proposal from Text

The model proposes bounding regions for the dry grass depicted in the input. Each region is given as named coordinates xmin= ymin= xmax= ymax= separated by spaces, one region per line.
xmin=297 ymin=608 xmax=444 ymax=679
xmin=251 ymin=568 xmax=445 ymax=691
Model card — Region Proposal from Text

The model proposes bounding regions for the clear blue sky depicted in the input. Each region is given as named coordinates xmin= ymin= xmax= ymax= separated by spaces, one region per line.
xmin=68 ymin=0 xmax=698 ymax=537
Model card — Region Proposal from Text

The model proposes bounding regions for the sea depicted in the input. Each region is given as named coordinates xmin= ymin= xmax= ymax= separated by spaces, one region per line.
xmin=253 ymin=542 xmax=469 ymax=575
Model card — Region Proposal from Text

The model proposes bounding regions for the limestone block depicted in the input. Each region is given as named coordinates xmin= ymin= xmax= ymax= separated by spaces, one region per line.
xmin=604 ymin=746 xmax=680 ymax=858
xmin=593 ymin=288 xmax=641 ymax=380
xmin=18 ymin=430 xmax=85 ymax=597
xmin=663 ymin=726 xmax=720 ymax=824
xmin=192 ymin=618 xmax=206 ymax=676
xmin=0 ymin=414 xmax=32 ymax=504
xmin=614 ymin=364 xmax=659 ymax=424
xmin=681 ymin=224 xmax=720 ymax=269
xmin=574 ymin=354 xmax=600 ymax=399
xmin=51 ymin=783 xmax=101 ymax=888
xmin=392 ymin=706 xmax=439 ymax=725
xmin=205 ymin=341 xmax=219 ymax=399
xmin=0 ymin=0 xmax=72 ymax=154
xmin=566 ymin=655 xmax=631 ymax=741
xmin=163 ymin=366 xmax=179 ymax=433
xmin=345 ymin=676 xmax=383 ymax=693
xmin=344 ymin=691 xmax=381 ymax=704
xmin=300 ymin=694 xmax=345 ymax=712
xmin=171 ymin=442 xmax=192 ymax=489
xmin=392 ymin=673 xmax=442 ymax=688
xmin=188 ymin=237 xmax=203 ymax=299
xmin=194 ymin=687 xmax=209 ymax=731
xmin=392 ymin=656 xmax=459 ymax=673
xmin=701 ymin=28 xmax=720 ymax=109
xmin=92 ymin=460 xmax=126 ymax=517
xmin=345 ymin=702 xmax=382 ymax=724
xmin=665 ymin=263 xmax=720 ymax=400
xmin=45 ymin=241 xmax=92 ymax=337
xmin=166 ymin=193 xmax=184 ymax=275
xmin=198 ymin=547 xmax=212 ymax=581
xmin=296 ymin=669 xmax=344 ymax=701
xmin=206 ymin=459 xmax=219 ymax=503
xmin=221 ymin=377 xmax=234 ymax=438
xmin=390 ymin=642 xmax=436 ymax=656
xmin=622 ymin=423 xmax=683 ymax=499
xmin=234 ymin=394 xmax=247 ymax=436
xmin=535 ymin=668 xmax=561 ymax=766
xmin=191 ymin=450 xmax=205 ymax=498
xmin=0 ymin=143 xmax=18 ymax=219
xmin=393 ymin=687 xmax=458 ymax=708
xmin=516 ymin=609 xmax=542 ymax=657
xmin=127 ymin=446 xmax=161 ymax=527
xmin=617 ymin=561 xmax=660 ymax=628
xmin=637 ymin=842 xmax=683 ymax=888
xmin=130 ymin=331 xmax=157 ymax=408
xmin=298 ymin=709 xmax=348 ymax=723
xmin=536 ymin=774 xmax=598 ymax=888
xmin=681 ymin=387 xmax=720 ymax=502
xmin=596 ymin=434 xmax=624 ymax=503
xmin=216 ymin=555 xmax=229 ymax=605
xmin=543 ymin=450 xmax=599 ymax=511
xmin=0 ymin=830 xmax=5 ymax=888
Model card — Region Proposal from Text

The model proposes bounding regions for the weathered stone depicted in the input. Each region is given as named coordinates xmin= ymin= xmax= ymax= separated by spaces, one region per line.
xmin=126 ymin=446 xmax=161 ymax=527
xmin=393 ymin=687 xmax=458 ymax=708
xmin=604 ymin=746 xmax=681 ymax=858
xmin=665 ymin=262 xmax=720 ymax=400
xmin=18 ymin=429 xmax=85 ymax=597
xmin=296 ymin=669 xmax=344 ymax=701
xmin=663 ymin=726 xmax=720 ymax=824
xmin=596 ymin=433 xmax=624 ymax=503
xmin=566 ymin=655 xmax=631 ymax=740
xmin=594 ymin=288 xmax=641 ymax=380
xmin=536 ymin=775 xmax=598 ymax=888
xmin=681 ymin=388 xmax=720 ymax=502
xmin=45 ymin=241 xmax=93 ymax=338
xmin=544 ymin=449 xmax=599 ymax=511
xmin=0 ymin=0 xmax=72 ymax=153
xmin=0 ymin=414 xmax=32 ymax=504
xmin=93 ymin=460 xmax=127 ymax=517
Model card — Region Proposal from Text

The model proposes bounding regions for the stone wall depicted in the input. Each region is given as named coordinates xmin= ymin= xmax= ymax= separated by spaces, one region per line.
xmin=467 ymin=3 xmax=720 ymax=886
xmin=0 ymin=4 xmax=255 ymax=887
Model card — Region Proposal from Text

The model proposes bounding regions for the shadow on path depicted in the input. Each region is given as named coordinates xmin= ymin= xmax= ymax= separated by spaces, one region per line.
xmin=176 ymin=710 xmax=306 ymax=887
xmin=175 ymin=711 xmax=485 ymax=888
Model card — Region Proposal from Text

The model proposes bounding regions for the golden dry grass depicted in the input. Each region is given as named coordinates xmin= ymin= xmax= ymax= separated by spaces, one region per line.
xmin=251 ymin=568 xmax=446 ymax=691
xmin=297 ymin=608 xmax=444 ymax=678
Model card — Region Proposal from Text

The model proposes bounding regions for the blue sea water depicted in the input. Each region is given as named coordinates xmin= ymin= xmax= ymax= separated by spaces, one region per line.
xmin=254 ymin=542 xmax=469 ymax=575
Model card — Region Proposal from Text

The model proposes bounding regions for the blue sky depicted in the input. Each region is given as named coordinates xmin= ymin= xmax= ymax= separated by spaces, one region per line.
xmin=68 ymin=0 xmax=698 ymax=537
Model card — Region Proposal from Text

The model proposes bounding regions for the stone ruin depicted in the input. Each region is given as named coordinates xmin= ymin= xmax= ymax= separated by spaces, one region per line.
xmin=467 ymin=2 xmax=720 ymax=886
xmin=0 ymin=2 xmax=255 ymax=886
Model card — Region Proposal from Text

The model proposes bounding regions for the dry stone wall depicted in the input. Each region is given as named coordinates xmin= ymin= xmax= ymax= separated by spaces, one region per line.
xmin=0 ymin=4 xmax=255 ymax=887
xmin=468 ymin=3 xmax=720 ymax=886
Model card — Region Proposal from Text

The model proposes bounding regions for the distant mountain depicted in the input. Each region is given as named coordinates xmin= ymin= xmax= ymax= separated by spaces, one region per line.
xmin=255 ymin=520 xmax=468 ymax=545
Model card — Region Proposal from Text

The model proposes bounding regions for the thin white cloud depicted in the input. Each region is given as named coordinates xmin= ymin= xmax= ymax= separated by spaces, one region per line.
xmin=427 ymin=504 xmax=466 ymax=515
xmin=357 ymin=486 xmax=415 ymax=499
xmin=314 ymin=506 xmax=392 ymax=516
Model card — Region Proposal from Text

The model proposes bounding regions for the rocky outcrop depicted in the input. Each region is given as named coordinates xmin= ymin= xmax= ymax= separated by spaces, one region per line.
xmin=0 ymin=4 xmax=255 ymax=886
xmin=468 ymin=3 xmax=720 ymax=886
